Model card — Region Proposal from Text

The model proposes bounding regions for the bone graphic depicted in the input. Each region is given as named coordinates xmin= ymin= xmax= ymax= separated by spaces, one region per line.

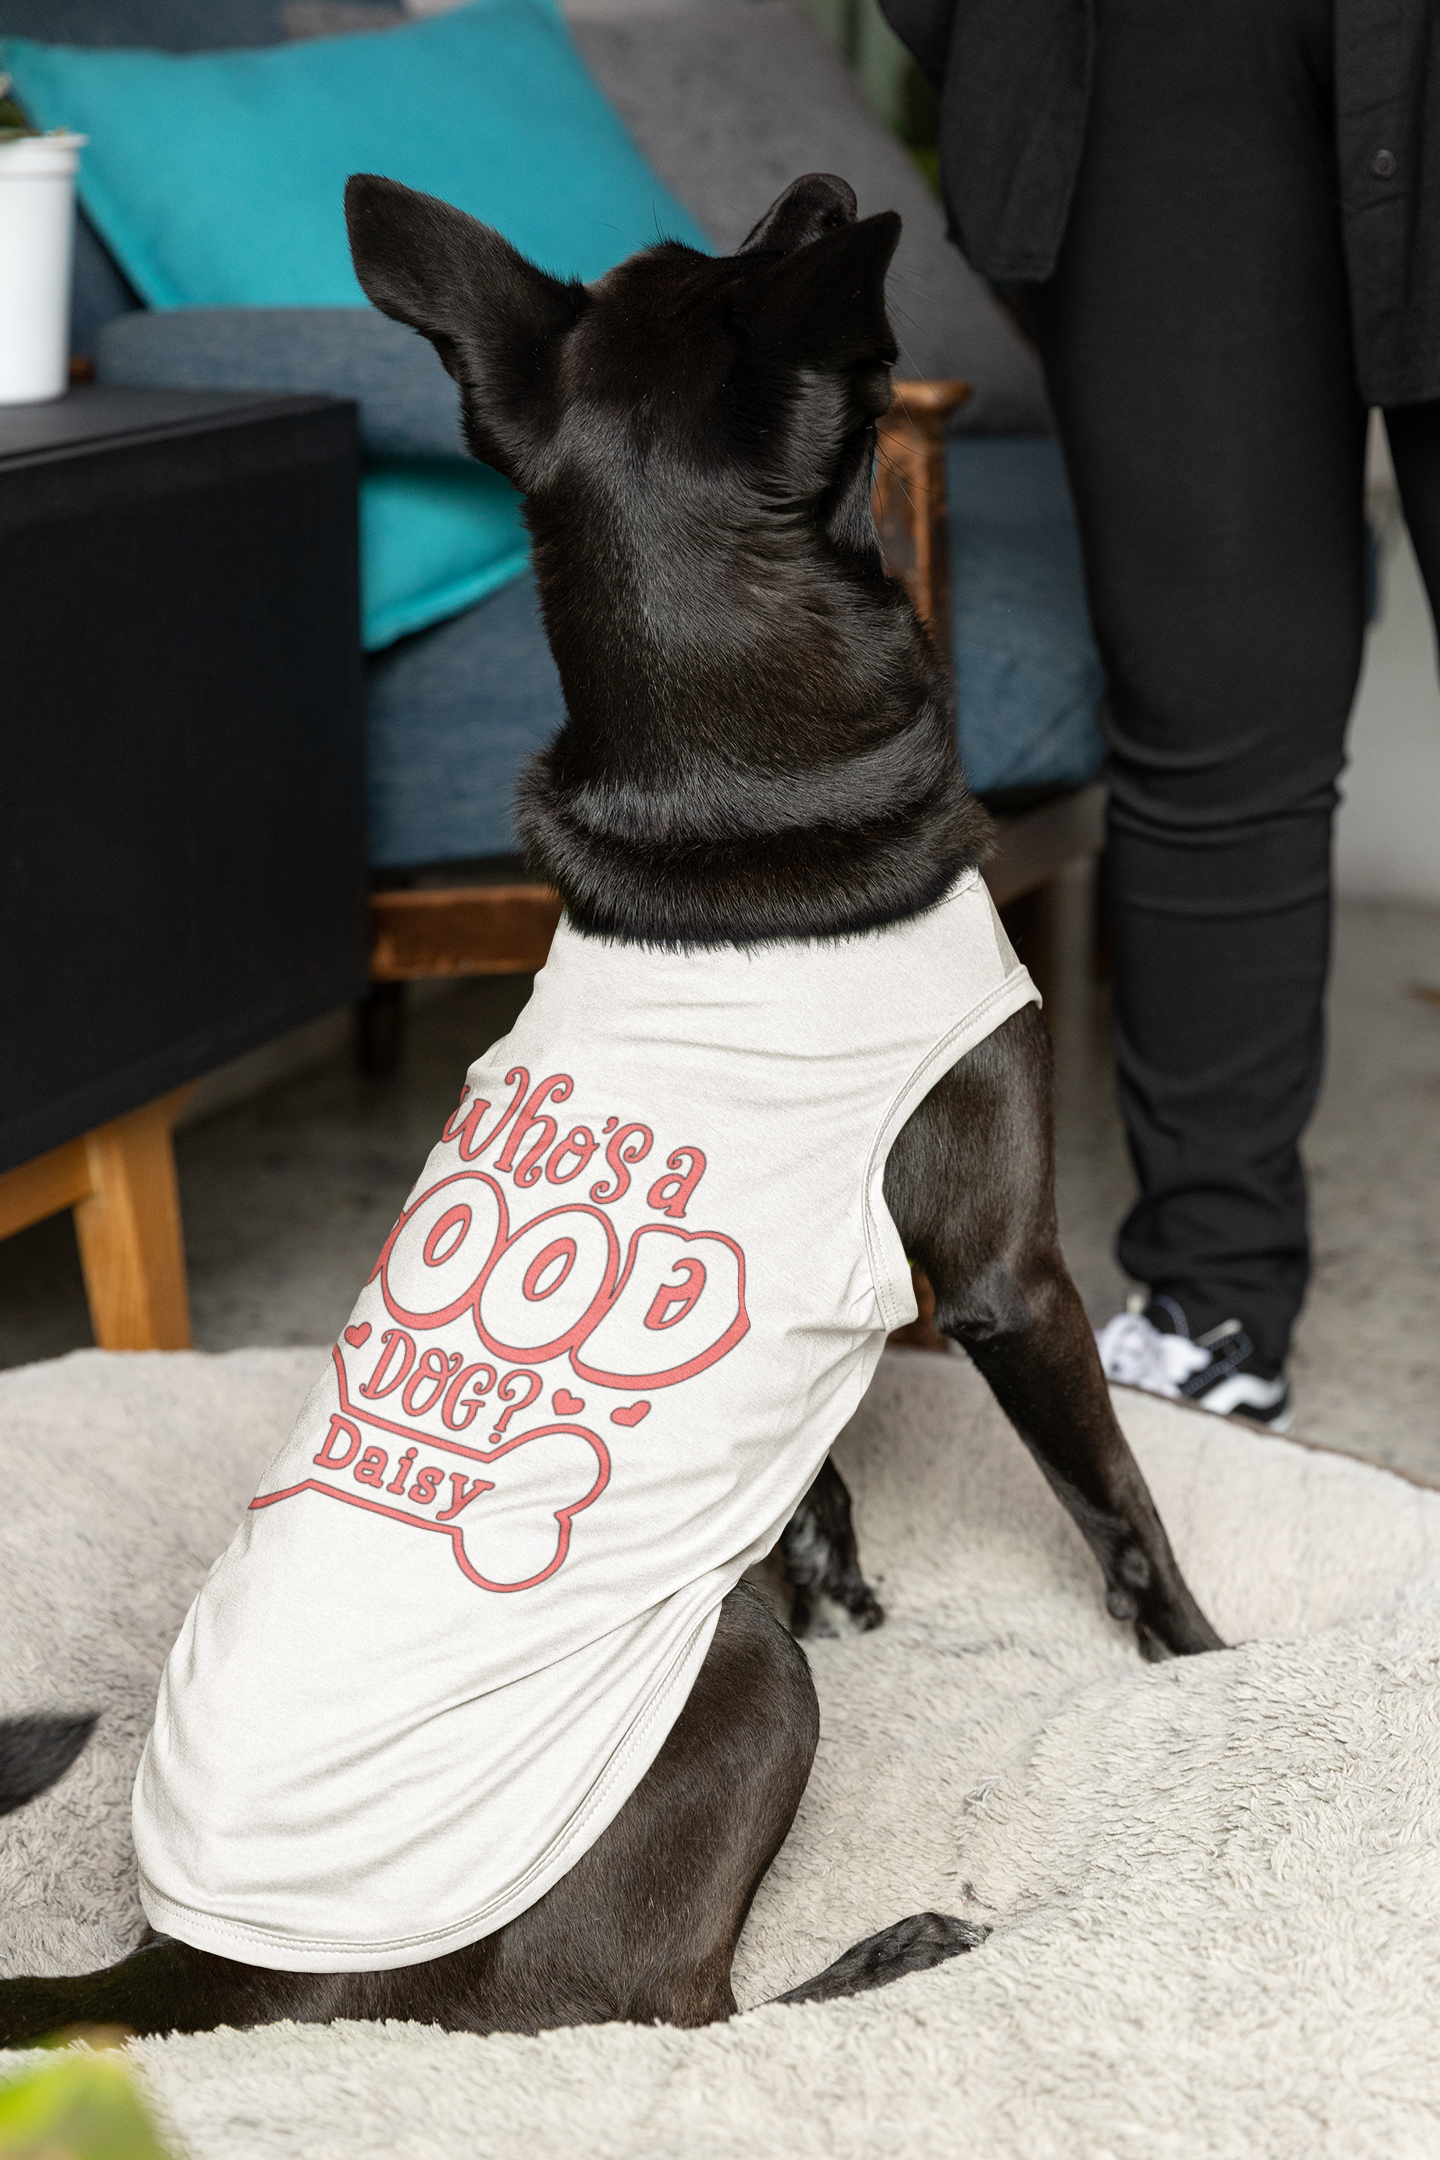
xmin=251 ymin=1348 xmax=609 ymax=1591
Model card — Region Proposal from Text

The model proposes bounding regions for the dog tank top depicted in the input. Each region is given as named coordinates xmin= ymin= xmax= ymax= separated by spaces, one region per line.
xmin=133 ymin=870 xmax=1038 ymax=1971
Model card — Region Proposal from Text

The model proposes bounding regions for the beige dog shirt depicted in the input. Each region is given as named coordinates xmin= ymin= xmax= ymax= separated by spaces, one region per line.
xmin=133 ymin=870 xmax=1037 ymax=1971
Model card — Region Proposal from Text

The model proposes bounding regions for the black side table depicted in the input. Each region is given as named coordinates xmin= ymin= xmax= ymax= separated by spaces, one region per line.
xmin=0 ymin=384 xmax=366 ymax=1347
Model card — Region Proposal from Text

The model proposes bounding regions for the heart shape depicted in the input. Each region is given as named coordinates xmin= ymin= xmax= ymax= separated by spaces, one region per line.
xmin=552 ymin=1388 xmax=585 ymax=1416
xmin=610 ymin=1401 xmax=651 ymax=1428
xmin=343 ymin=1323 xmax=372 ymax=1349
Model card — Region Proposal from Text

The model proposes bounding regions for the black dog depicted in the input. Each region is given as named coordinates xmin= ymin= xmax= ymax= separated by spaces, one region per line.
xmin=0 ymin=173 xmax=1219 ymax=2049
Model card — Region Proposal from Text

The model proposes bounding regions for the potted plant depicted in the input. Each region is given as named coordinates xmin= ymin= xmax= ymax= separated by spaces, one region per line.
xmin=0 ymin=76 xmax=87 ymax=406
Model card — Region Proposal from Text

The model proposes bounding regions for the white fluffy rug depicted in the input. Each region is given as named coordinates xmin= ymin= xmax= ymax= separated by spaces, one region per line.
xmin=3 ymin=1346 xmax=1440 ymax=2158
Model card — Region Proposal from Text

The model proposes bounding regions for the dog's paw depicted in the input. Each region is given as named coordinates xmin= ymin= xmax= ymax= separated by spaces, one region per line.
xmin=771 ymin=1912 xmax=988 ymax=2006
xmin=1106 ymin=1549 xmax=1225 ymax=1661
xmin=1135 ymin=1616 xmax=1228 ymax=1662
xmin=789 ymin=1583 xmax=884 ymax=1640
xmin=1131 ymin=1592 xmax=1227 ymax=1661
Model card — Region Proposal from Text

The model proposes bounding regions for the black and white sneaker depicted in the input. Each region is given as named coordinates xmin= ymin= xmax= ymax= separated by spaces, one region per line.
xmin=1095 ymin=1294 xmax=1293 ymax=1431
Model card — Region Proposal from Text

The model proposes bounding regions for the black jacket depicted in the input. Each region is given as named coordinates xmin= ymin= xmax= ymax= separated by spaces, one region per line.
xmin=882 ymin=0 xmax=1440 ymax=406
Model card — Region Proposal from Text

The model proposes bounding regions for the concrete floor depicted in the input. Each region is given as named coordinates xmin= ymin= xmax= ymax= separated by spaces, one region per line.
xmin=3 ymin=882 xmax=1437 ymax=1480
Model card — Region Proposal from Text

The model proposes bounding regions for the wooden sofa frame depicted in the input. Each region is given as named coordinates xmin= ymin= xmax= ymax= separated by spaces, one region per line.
xmin=0 ymin=1087 xmax=193 ymax=1352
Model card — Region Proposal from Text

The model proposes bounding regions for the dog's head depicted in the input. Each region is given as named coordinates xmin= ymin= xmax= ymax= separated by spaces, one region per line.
xmin=345 ymin=171 xmax=900 ymax=577
xmin=345 ymin=172 xmax=983 ymax=944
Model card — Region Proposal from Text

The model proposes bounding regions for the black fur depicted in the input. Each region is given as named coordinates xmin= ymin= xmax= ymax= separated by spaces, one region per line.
xmin=0 ymin=172 xmax=1218 ymax=2050
xmin=781 ymin=1457 xmax=884 ymax=1639
xmin=0 ymin=1716 xmax=94 ymax=1818
xmin=0 ymin=1591 xmax=973 ymax=2044
xmin=772 ymin=1911 xmax=990 ymax=2004
xmin=883 ymin=1003 xmax=1222 ymax=1661
xmin=347 ymin=170 xmax=991 ymax=947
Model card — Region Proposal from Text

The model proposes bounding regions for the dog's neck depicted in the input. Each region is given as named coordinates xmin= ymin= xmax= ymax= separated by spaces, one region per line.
xmin=516 ymin=502 xmax=992 ymax=948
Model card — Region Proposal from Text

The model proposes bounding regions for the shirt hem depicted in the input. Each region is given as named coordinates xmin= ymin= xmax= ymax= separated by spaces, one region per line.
xmin=137 ymin=1606 xmax=721 ymax=1974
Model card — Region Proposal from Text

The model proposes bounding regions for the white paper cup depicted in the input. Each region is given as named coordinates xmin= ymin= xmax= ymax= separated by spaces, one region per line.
xmin=0 ymin=132 xmax=89 ymax=405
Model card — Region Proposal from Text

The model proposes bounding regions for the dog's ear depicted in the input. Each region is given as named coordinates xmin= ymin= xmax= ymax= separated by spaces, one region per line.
xmin=745 ymin=209 xmax=900 ymax=378
xmin=737 ymin=172 xmax=859 ymax=257
xmin=734 ymin=210 xmax=901 ymax=485
xmin=345 ymin=173 xmax=589 ymax=490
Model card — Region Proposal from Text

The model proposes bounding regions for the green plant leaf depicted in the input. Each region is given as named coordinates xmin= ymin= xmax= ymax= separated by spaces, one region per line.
xmin=0 ymin=2050 xmax=177 ymax=2160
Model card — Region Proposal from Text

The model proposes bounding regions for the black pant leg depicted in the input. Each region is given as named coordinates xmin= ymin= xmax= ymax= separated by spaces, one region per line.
xmin=1384 ymin=402 xmax=1440 ymax=610
xmin=1029 ymin=0 xmax=1368 ymax=1369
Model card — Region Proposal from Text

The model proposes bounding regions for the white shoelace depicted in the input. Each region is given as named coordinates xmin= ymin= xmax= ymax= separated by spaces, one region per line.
xmin=1094 ymin=1310 xmax=1211 ymax=1398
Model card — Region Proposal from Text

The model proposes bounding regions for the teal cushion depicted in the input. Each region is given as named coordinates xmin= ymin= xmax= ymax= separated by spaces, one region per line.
xmin=360 ymin=460 xmax=529 ymax=653
xmin=948 ymin=437 xmax=1107 ymax=798
xmin=0 ymin=0 xmax=710 ymax=305
xmin=1 ymin=0 xmax=710 ymax=651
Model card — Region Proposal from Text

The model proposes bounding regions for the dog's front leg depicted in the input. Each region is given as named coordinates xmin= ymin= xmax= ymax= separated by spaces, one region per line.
xmin=781 ymin=1457 xmax=885 ymax=1639
xmin=885 ymin=1004 xmax=1222 ymax=1660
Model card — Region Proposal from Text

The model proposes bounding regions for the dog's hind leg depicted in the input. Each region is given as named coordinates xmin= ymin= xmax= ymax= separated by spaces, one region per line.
xmin=770 ymin=1911 xmax=987 ymax=2004
xmin=0 ymin=1591 xmax=975 ymax=2045
xmin=403 ymin=1582 xmax=823 ymax=2032
xmin=423 ymin=1584 xmax=974 ymax=2031
xmin=0 ymin=1586 xmax=818 ymax=2045
xmin=780 ymin=1457 xmax=884 ymax=1639
xmin=884 ymin=1003 xmax=1223 ymax=1661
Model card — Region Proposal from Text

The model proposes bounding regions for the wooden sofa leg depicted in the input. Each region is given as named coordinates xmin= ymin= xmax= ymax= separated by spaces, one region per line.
xmin=72 ymin=1087 xmax=194 ymax=1351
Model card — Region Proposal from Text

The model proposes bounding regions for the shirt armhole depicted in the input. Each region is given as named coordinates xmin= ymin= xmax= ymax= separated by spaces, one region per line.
xmin=861 ymin=967 xmax=1042 ymax=1331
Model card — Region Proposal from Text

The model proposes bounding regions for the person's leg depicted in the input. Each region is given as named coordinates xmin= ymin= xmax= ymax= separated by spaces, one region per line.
xmin=1384 ymin=402 xmax=1440 ymax=610
xmin=1030 ymin=0 xmax=1368 ymax=1378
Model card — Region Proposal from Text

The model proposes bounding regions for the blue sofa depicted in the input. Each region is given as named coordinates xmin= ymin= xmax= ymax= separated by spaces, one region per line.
xmin=2 ymin=0 xmax=1105 ymax=903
